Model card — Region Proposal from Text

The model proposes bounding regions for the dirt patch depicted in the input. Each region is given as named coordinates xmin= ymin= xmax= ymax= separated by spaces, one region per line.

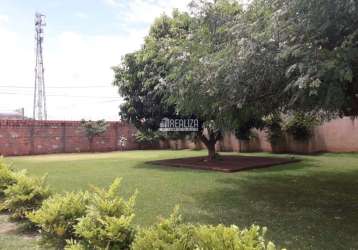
xmin=149 ymin=155 xmax=299 ymax=173
xmin=0 ymin=220 xmax=18 ymax=235
xmin=0 ymin=215 xmax=38 ymax=240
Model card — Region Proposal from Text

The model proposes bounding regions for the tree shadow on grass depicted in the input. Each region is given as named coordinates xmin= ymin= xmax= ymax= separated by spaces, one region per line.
xmin=185 ymin=165 xmax=358 ymax=250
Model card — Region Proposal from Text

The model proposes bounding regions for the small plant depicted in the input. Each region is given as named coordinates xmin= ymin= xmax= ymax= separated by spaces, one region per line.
xmin=134 ymin=130 xmax=160 ymax=145
xmin=64 ymin=240 xmax=88 ymax=250
xmin=0 ymin=160 xmax=17 ymax=198
xmin=132 ymin=206 xmax=191 ymax=250
xmin=80 ymin=119 xmax=108 ymax=152
xmin=119 ymin=136 xmax=128 ymax=150
xmin=68 ymin=178 xmax=137 ymax=250
xmin=2 ymin=171 xmax=51 ymax=222
xmin=285 ymin=112 xmax=318 ymax=142
xmin=27 ymin=191 xmax=90 ymax=248
xmin=193 ymin=225 xmax=278 ymax=250
xmin=132 ymin=207 xmax=281 ymax=250
xmin=235 ymin=118 xmax=265 ymax=141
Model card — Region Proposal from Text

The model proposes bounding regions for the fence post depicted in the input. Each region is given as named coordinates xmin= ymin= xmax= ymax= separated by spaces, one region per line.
xmin=62 ymin=122 xmax=66 ymax=153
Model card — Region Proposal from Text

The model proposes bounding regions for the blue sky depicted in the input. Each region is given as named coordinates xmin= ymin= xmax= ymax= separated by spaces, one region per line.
xmin=0 ymin=0 xmax=190 ymax=120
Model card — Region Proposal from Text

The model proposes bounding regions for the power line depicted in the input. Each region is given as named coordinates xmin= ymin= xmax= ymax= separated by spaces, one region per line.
xmin=0 ymin=85 xmax=112 ymax=89
xmin=0 ymin=91 xmax=119 ymax=99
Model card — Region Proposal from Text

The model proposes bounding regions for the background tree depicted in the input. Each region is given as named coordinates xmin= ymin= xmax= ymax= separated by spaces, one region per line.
xmin=272 ymin=0 xmax=358 ymax=115
xmin=205 ymin=0 xmax=358 ymax=117
xmin=80 ymin=120 xmax=108 ymax=152
xmin=113 ymin=11 xmax=191 ymax=133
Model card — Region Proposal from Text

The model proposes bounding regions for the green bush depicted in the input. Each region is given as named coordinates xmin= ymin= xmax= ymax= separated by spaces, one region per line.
xmin=2 ymin=171 xmax=51 ymax=221
xmin=27 ymin=191 xmax=90 ymax=247
xmin=134 ymin=130 xmax=161 ymax=145
xmin=64 ymin=240 xmax=87 ymax=250
xmin=285 ymin=113 xmax=318 ymax=142
xmin=131 ymin=207 xmax=192 ymax=249
xmin=69 ymin=178 xmax=137 ymax=250
xmin=264 ymin=114 xmax=285 ymax=146
xmin=235 ymin=118 xmax=265 ymax=141
xmin=132 ymin=207 xmax=281 ymax=250
xmin=0 ymin=160 xmax=17 ymax=198
xmin=192 ymin=225 xmax=278 ymax=250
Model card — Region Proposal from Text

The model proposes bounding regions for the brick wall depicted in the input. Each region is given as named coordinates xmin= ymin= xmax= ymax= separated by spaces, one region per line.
xmin=0 ymin=120 xmax=139 ymax=156
xmin=1 ymin=117 xmax=358 ymax=156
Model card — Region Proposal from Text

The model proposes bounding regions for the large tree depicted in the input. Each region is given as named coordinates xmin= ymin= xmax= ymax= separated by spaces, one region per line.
xmin=166 ymin=0 xmax=288 ymax=159
xmin=114 ymin=4 xmax=246 ymax=160
xmin=166 ymin=0 xmax=247 ymax=159
xmin=114 ymin=0 xmax=358 ymax=160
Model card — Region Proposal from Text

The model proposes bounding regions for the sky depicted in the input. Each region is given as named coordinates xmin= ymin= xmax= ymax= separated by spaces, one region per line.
xmin=0 ymin=0 xmax=191 ymax=121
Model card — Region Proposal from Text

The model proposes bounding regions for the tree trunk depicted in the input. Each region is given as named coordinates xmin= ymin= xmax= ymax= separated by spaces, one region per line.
xmin=89 ymin=138 xmax=94 ymax=152
xmin=207 ymin=140 xmax=217 ymax=161
xmin=198 ymin=129 xmax=221 ymax=161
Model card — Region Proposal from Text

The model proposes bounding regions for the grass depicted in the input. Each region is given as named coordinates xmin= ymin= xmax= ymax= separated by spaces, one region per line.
xmin=1 ymin=150 xmax=358 ymax=249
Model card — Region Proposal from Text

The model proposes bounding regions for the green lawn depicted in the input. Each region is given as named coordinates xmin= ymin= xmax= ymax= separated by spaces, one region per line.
xmin=1 ymin=150 xmax=358 ymax=250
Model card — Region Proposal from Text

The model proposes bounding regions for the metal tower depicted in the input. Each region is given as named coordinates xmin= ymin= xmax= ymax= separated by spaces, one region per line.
xmin=33 ymin=12 xmax=47 ymax=120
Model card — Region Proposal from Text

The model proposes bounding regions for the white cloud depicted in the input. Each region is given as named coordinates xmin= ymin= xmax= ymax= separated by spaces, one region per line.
xmin=105 ymin=0 xmax=191 ymax=25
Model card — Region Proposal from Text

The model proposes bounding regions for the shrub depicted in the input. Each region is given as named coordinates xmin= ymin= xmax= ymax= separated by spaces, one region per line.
xmin=192 ymin=225 xmax=278 ymax=250
xmin=64 ymin=240 xmax=87 ymax=250
xmin=80 ymin=119 xmax=108 ymax=152
xmin=132 ymin=206 xmax=192 ymax=250
xmin=27 ymin=191 xmax=90 ymax=248
xmin=69 ymin=178 xmax=137 ymax=250
xmin=235 ymin=118 xmax=265 ymax=141
xmin=2 ymin=171 xmax=51 ymax=222
xmin=0 ymin=160 xmax=17 ymax=198
xmin=285 ymin=113 xmax=318 ymax=142
xmin=134 ymin=130 xmax=161 ymax=145
xmin=264 ymin=114 xmax=285 ymax=146
xmin=132 ymin=207 xmax=281 ymax=250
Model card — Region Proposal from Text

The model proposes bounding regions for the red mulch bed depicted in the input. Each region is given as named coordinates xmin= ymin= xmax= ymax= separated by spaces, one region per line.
xmin=149 ymin=155 xmax=299 ymax=173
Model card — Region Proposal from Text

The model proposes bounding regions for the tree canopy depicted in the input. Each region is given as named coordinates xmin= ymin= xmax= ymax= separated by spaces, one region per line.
xmin=80 ymin=120 xmax=108 ymax=152
xmin=113 ymin=0 xmax=358 ymax=160
xmin=113 ymin=10 xmax=192 ymax=132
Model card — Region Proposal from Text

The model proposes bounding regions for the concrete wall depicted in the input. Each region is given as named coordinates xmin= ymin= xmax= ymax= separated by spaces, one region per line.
xmin=0 ymin=120 xmax=138 ymax=156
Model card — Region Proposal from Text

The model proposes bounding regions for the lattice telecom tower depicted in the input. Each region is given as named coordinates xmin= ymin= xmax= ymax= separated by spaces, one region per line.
xmin=33 ymin=12 xmax=47 ymax=120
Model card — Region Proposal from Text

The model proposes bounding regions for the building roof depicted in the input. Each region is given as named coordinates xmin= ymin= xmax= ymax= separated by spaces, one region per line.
xmin=0 ymin=112 xmax=25 ymax=120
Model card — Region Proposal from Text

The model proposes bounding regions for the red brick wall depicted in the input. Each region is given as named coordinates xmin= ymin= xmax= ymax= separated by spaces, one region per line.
xmin=0 ymin=120 xmax=139 ymax=156
xmin=2 ymin=117 xmax=357 ymax=156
